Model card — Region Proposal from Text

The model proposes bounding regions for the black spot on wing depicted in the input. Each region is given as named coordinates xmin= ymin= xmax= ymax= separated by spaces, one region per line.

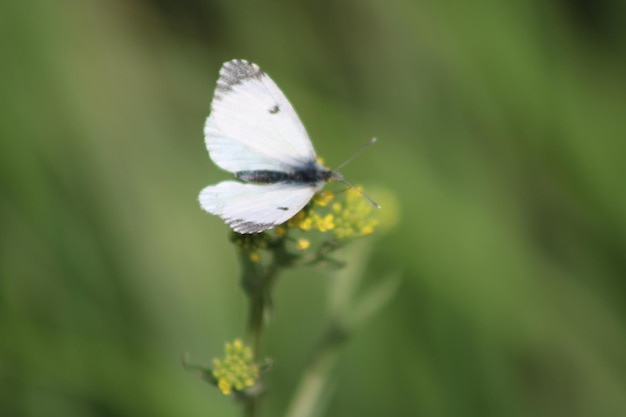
xmin=269 ymin=104 xmax=280 ymax=114
xmin=277 ymin=207 xmax=289 ymax=211
xmin=215 ymin=60 xmax=264 ymax=99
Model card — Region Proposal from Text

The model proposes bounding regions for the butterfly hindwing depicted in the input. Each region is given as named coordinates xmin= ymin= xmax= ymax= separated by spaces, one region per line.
xmin=199 ymin=181 xmax=317 ymax=233
xmin=205 ymin=60 xmax=317 ymax=174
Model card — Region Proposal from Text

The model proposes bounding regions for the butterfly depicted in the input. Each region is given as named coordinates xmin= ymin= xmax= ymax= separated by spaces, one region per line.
xmin=199 ymin=59 xmax=376 ymax=234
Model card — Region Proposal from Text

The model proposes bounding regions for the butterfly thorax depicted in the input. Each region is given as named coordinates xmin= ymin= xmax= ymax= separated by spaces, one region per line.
xmin=235 ymin=162 xmax=336 ymax=185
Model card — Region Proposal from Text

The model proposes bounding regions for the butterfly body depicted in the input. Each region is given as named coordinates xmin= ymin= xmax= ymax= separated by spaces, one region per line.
xmin=199 ymin=59 xmax=340 ymax=234
xmin=234 ymin=164 xmax=335 ymax=185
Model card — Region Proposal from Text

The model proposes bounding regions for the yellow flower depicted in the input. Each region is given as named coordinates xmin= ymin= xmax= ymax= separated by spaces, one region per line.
xmin=233 ymin=339 xmax=243 ymax=350
xmin=313 ymin=191 xmax=334 ymax=207
xmin=298 ymin=217 xmax=313 ymax=231
xmin=361 ymin=224 xmax=374 ymax=235
xmin=316 ymin=214 xmax=335 ymax=232
xmin=218 ymin=378 xmax=232 ymax=395
xmin=249 ymin=252 xmax=260 ymax=263
xmin=296 ymin=238 xmax=310 ymax=251
xmin=287 ymin=210 xmax=307 ymax=228
xmin=275 ymin=226 xmax=286 ymax=237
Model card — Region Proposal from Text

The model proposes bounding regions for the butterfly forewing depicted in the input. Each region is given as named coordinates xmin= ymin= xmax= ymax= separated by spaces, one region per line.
xmin=205 ymin=60 xmax=317 ymax=174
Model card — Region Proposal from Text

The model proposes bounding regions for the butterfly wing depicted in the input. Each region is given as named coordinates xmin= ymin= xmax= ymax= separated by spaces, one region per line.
xmin=205 ymin=60 xmax=317 ymax=173
xmin=199 ymin=181 xmax=317 ymax=233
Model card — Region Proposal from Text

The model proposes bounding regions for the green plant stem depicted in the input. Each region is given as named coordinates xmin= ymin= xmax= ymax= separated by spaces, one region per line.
xmin=247 ymin=290 xmax=265 ymax=359
xmin=244 ymin=396 xmax=259 ymax=417
xmin=245 ymin=261 xmax=280 ymax=357
xmin=239 ymin=248 xmax=282 ymax=417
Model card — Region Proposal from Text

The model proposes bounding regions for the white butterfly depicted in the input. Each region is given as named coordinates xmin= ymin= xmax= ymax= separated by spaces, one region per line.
xmin=199 ymin=59 xmax=373 ymax=234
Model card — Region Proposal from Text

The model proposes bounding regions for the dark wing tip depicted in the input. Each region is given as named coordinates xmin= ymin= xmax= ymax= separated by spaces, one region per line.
xmin=215 ymin=60 xmax=264 ymax=97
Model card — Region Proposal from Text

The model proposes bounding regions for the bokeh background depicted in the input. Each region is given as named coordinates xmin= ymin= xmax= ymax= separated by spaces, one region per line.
xmin=1 ymin=0 xmax=625 ymax=416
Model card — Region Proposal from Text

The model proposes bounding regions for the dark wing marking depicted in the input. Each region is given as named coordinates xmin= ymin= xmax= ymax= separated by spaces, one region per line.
xmin=269 ymin=104 xmax=280 ymax=114
xmin=227 ymin=219 xmax=277 ymax=234
xmin=215 ymin=60 xmax=264 ymax=98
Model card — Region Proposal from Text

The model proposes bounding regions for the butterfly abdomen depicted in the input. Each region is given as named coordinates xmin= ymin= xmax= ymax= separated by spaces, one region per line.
xmin=235 ymin=165 xmax=334 ymax=185
xmin=235 ymin=170 xmax=290 ymax=183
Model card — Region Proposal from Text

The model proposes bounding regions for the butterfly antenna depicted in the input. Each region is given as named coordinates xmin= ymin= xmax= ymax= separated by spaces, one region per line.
xmin=334 ymin=137 xmax=377 ymax=171
xmin=335 ymin=177 xmax=381 ymax=209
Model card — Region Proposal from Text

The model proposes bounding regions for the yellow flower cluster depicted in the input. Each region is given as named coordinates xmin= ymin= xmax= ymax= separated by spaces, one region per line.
xmin=296 ymin=238 xmax=310 ymax=251
xmin=212 ymin=339 xmax=259 ymax=395
xmin=285 ymin=188 xmax=378 ymax=242
xmin=331 ymin=187 xmax=379 ymax=239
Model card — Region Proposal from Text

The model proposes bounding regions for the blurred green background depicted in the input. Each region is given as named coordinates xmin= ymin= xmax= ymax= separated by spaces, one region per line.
xmin=1 ymin=0 xmax=625 ymax=416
